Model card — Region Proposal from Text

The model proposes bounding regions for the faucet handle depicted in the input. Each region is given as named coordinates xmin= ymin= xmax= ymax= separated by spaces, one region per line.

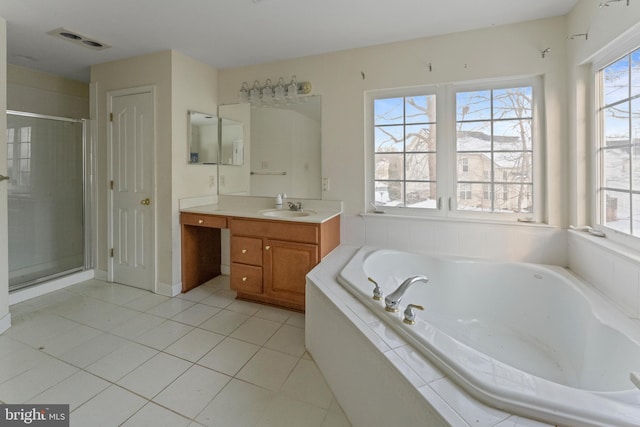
xmin=367 ymin=277 xmax=383 ymax=301
xmin=403 ymin=304 xmax=424 ymax=325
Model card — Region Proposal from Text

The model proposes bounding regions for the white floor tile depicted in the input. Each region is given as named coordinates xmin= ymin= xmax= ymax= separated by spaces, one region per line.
xmin=264 ymin=324 xmax=306 ymax=357
xmin=146 ymin=298 xmax=195 ymax=319
xmin=285 ymin=312 xmax=305 ymax=329
xmin=0 ymin=345 xmax=53 ymax=383
xmin=71 ymin=385 xmax=147 ymax=427
xmin=85 ymin=341 xmax=158 ymax=382
xmin=281 ymin=358 xmax=333 ymax=409
xmin=164 ymin=328 xmax=225 ymax=362
xmin=199 ymin=309 xmax=249 ymax=335
xmin=197 ymin=337 xmax=260 ymax=376
xmin=123 ymin=293 xmax=170 ymax=312
xmin=225 ymin=300 xmax=262 ymax=316
xmin=117 ymin=352 xmax=192 ymax=399
xmin=109 ymin=312 xmax=166 ymax=340
xmin=177 ymin=286 xmax=217 ymax=302
xmin=133 ymin=320 xmax=194 ymax=350
xmin=37 ymin=323 xmax=102 ymax=357
xmin=196 ymin=378 xmax=275 ymax=427
xmin=29 ymin=370 xmax=110 ymax=411
xmin=58 ymin=332 xmax=129 ymax=368
xmin=171 ymin=303 xmax=221 ymax=326
xmin=257 ymin=394 xmax=327 ymax=427
xmin=229 ymin=317 xmax=281 ymax=346
xmin=236 ymin=348 xmax=298 ymax=391
xmin=153 ymin=365 xmax=231 ymax=419
xmin=121 ymin=402 xmax=192 ymax=427
xmin=253 ymin=305 xmax=293 ymax=323
xmin=0 ymin=357 xmax=78 ymax=402
xmin=200 ymin=290 xmax=236 ymax=309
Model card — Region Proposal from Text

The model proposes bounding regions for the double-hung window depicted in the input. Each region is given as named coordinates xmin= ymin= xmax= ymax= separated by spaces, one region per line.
xmin=596 ymin=47 xmax=640 ymax=237
xmin=369 ymin=77 xmax=540 ymax=220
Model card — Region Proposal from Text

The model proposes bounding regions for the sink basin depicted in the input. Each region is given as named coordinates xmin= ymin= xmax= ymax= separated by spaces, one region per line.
xmin=260 ymin=209 xmax=315 ymax=218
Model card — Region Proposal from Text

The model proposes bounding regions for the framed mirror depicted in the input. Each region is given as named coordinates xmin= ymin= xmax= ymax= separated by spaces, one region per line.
xmin=220 ymin=118 xmax=244 ymax=166
xmin=188 ymin=111 xmax=218 ymax=164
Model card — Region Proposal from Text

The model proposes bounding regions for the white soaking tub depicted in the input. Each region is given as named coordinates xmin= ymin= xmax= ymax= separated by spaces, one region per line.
xmin=336 ymin=247 xmax=640 ymax=427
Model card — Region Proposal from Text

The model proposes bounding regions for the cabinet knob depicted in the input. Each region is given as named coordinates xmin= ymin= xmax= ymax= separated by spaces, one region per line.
xmin=242 ymin=276 xmax=248 ymax=282
xmin=241 ymin=249 xmax=247 ymax=254
xmin=265 ymin=245 xmax=271 ymax=250
xmin=198 ymin=219 xmax=204 ymax=224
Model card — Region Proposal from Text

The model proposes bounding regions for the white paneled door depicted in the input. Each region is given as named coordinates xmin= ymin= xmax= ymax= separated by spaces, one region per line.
xmin=109 ymin=88 xmax=155 ymax=291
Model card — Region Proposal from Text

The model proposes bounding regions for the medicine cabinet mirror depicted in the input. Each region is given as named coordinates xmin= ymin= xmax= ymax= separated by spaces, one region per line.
xmin=188 ymin=111 xmax=218 ymax=164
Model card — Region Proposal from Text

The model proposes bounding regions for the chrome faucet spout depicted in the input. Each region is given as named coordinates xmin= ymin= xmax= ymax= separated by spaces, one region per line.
xmin=384 ymin=275 xmax=428 ymax=312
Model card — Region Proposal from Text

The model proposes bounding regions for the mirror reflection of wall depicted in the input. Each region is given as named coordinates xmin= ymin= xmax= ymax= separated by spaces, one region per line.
xmin=220 ymin=118 xmax=244 ymax=166
xmin=188 ymin=111 xmax=218 ymax=164
xmin=218 ymin=95 xmax=321 ymax=199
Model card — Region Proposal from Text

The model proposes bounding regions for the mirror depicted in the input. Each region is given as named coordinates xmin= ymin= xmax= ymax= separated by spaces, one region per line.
xmin=188 ymin=111 xmax=218 ymax=164
xmin=218 ymin=95 xmax=321 ymax=199
xmin=220 ymin=118 xmax=244 ymax=166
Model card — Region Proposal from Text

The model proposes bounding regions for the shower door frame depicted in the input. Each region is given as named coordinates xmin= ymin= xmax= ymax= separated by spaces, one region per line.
xmin=6 ymin=110 xmax=92 ymax=291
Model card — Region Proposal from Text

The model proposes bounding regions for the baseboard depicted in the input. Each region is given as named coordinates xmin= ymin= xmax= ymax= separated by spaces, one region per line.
xmin=94 ymin=269 xmax=108 ymax=281
xmin=156 ymin=281 xmax=181 ymax=297
xmin=221 ymin=264 xmax=230 ymax=275
xmin=9 ymin=269 xmax=95 ymax=306
xmin=0 ymin=312 xmax=11 ymax=334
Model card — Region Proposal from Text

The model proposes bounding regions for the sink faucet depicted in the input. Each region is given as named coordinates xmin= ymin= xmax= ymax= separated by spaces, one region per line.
xmin=288 ymin=201 xmax=303 ymax=211
xmin=384 ymin=275 xmax=429 ymax=312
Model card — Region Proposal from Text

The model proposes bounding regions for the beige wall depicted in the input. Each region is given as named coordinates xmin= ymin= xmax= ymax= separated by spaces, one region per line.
xmin=8 ymin=64 xmax=89 ymax=119
xmin=218 ymin=17 xmax=569 ymax=226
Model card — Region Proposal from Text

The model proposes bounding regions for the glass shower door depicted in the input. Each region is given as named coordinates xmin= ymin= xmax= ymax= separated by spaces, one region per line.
xmin=6 ymin=112 xmax=86 ymax=291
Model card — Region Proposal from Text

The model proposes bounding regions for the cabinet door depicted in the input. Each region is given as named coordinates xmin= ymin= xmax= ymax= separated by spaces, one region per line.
xmin=263 ymin=239 xmax=319 ymax=305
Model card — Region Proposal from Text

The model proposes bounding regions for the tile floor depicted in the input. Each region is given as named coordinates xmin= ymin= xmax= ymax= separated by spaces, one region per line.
xmin=2 ymin=276 xmax=352 ymax=427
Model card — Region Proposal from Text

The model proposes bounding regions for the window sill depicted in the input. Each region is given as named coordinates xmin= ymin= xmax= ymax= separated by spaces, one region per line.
xmin=359 ymin=211 xmax=556 ymax=229
xmin=568 ymin=229 xmax=640 ymax=265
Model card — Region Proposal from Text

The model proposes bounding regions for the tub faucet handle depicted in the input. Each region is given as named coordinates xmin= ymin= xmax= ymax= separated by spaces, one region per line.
xmin=403 ymin=304 xmax=424 ymax=325
xmin=367 ymin=277 xmax=383 ymax=301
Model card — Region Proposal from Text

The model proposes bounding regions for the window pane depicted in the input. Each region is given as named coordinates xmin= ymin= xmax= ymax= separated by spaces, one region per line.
xmin=493 ymin=87 xmax=532 ymax=120
xmin=603 ymin=147 xmax=630 ymax=190
xmin=457 ymin=121 xmax=491 ymax=151
xmin=375 ymin=181 xmax=403 ymax=205
xmin=374 ymin=98 xmax=404 ymax=125
xmin=457 ymin=153 xmax=490 ymax=182
xmin=632 ymin=49 xmax=640 ymax=98
xmin=405 ymin=95 xmax=435 ymax=124
xmin=456 ymin=90 xmax=491 ymax=121
xmin=375 ymin=153 xmax=404 ymax=180
xmin=406 ymin=153 xmax=436 ymax=180
xmin=457 ymin=183 xmax=491 ymax=211
xmin=494 ymin=152 xmax=532 ymax=182
xmin=633 ymin=194 xmax=640 ymax=237
xmin=604 ymin=103 xmax=630 ymax=146
xmin=406 ymin=124 xmax=435 ymax=152
xmin=633 ymin=145 xmax=640 ymax=190
xmin=375 ymin=126 xmax=403 ymax=152
xmin=603 ymin=55 xmax=629 ymax=106
xmin=604 ymin=190 xmax=630 ymax=234
xmin=406 ymin=182 xmax=436 ymax=208
xmin=495 ymin=184 xmax=533 ymax=213
xmin=493 ymin=119 xmax=532 ymax=151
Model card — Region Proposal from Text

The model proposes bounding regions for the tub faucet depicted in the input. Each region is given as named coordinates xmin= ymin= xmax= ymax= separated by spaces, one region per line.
xmin=384 ymin=275 xmax=429 ymax=312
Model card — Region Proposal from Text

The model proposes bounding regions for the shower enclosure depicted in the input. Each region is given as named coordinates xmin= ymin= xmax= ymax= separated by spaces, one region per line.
xmin=6 ymin=111 xmax=90 ymax=291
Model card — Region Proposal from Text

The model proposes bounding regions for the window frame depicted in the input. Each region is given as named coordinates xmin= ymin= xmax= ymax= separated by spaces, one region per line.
xmin=365 ymin=76 xmax=544 ymax=222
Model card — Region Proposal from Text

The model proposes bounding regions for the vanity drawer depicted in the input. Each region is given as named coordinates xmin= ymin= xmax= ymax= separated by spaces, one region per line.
xmin=231 ymin=263 xmax=263 ymax=293
xmin=231 ymin=236 xmax=263 ymax=266
xmin=181 ymin=212 xmax=227 ymax=228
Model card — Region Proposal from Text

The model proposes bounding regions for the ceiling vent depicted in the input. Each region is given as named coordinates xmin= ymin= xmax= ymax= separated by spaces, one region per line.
xmin=47 ymin=27 xmax=111 ymax=51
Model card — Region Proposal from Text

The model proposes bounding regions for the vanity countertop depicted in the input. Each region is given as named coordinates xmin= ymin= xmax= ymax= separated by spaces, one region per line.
xmin=180 ymin=195 xmax=342 ymax=224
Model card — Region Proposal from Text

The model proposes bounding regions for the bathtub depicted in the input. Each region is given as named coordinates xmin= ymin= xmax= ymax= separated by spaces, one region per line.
xmin=336 ymin=247 xmax=640 ymax=427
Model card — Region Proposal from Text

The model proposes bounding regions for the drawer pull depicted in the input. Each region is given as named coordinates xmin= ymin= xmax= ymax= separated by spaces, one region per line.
xmin=265 ymin=245 xmax=271 ymax=250
xmin=242 ymin=276 xmax=248 ymax=282
xmin=198 ymin=219 xmax=204 ymax=224
xmin=241 ymin=249 xmax=247 ymax=254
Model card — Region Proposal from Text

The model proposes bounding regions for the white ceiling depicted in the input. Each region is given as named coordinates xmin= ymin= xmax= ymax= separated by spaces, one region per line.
xmin=0 ymin=0 xmax=578 ymax=82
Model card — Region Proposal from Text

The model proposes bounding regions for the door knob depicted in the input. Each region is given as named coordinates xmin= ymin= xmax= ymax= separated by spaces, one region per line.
xmin=140 ymin=198 xmax=151 ymax=205
xmin=0 ymin=174 xmax=9 ymax=182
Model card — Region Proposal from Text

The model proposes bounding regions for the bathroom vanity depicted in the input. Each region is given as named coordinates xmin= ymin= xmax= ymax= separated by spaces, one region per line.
xmin=180 ymin=196 xmax=341 ymax=311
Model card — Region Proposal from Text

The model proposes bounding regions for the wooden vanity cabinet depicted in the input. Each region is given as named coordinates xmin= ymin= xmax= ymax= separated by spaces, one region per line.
xmin=230 ymin=216 xmax=339 ymax=311
xmin=180 ymin=212 xmax=227 ymax=292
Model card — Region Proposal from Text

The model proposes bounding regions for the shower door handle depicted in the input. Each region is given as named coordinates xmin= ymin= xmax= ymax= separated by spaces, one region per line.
xmin=0 ymin=174 xmax=9 ymax=182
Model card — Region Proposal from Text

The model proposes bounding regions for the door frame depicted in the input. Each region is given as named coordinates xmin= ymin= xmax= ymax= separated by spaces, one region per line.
xmin=106 ymin=85 xmax=157 ymax=291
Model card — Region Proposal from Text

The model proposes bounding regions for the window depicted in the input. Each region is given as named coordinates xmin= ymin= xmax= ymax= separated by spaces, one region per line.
xmin=373 ymin=95 xmax=437 ymax=208
xmin=369 ymin=77 xmax=540 ymax=220
xmin=455 ymin=86 xmax=533 ymax=214
xmin=596 ymin=48 xmax=640 ymax=237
